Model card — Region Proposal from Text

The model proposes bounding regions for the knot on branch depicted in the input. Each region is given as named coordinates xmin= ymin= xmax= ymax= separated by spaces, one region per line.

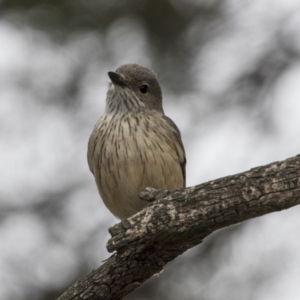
xmin=139 ymin=187 xmax=170 ymax=202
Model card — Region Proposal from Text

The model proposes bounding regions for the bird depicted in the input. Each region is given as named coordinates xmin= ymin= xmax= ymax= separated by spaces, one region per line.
xmin=87 ymin=63 xmax=186 ymax=219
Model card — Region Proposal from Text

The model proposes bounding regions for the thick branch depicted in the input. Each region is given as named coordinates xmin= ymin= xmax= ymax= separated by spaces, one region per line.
xmin=57 ymin=154 xmax=300 ymax=300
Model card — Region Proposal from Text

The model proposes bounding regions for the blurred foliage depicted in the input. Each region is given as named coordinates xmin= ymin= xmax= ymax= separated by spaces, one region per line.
xmin=1 ymin=0 xmax=220 ymax=37
xmin=1 ymin=0 xmax=223 ymax=93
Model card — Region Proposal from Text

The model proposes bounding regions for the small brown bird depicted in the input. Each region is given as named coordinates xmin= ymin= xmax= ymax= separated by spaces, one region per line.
xmin=87 ymin=64 xmax=186 ymax=219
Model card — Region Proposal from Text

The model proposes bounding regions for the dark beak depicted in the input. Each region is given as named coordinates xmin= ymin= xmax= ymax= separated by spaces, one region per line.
xmin=108 ymin=71 xmax=126 ymax=87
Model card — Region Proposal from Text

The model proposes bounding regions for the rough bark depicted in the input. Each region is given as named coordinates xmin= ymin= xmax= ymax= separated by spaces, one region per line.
xmin=57 ymin=154 xmax=300 ymax=300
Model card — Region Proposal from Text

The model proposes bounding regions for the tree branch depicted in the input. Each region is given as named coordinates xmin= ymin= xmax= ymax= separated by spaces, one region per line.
xmin=57 ymin=154 xmax=300 ymax=300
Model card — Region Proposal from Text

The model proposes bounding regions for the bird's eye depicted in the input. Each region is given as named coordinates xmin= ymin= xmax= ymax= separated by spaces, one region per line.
xmin=139 ymin=85 xmax=148 ymax=94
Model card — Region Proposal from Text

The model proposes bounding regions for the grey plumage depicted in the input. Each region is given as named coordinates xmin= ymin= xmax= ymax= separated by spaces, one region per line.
xmin=88 ymin=63 xmax=186 ymax=219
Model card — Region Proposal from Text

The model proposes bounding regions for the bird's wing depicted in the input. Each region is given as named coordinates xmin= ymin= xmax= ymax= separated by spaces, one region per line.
xmin=162 ymin=115 xmax=186 ymax=187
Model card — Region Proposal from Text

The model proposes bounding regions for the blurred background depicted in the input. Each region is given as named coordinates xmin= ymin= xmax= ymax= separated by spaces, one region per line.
xmin=1 ymin=0 xmax=300 ymax=299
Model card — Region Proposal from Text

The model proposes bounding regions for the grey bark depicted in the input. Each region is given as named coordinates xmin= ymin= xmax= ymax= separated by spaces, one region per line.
xmin=57 ymin=154 xmax=300 ymax=300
